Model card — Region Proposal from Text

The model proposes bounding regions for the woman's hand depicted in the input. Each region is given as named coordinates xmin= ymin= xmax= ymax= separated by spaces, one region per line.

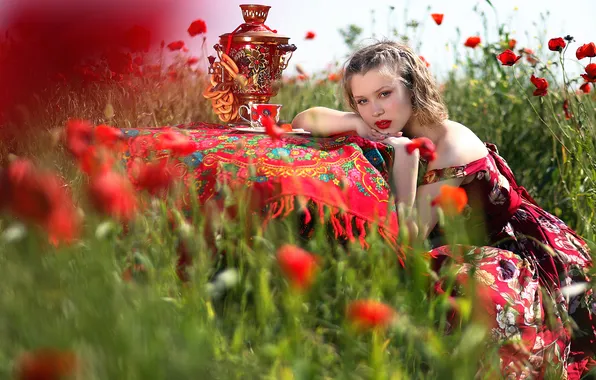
xmin=355 ymin=119 xmax=403 ymax=141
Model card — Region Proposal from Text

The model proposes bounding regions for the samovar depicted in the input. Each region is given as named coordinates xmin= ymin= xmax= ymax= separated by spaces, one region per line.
xmin=203 ymin=4 xmax=297 ymax=124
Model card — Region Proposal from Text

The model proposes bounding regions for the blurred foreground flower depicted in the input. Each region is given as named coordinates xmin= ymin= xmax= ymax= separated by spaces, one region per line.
xmin=88 ymin=170 xmax=138 ymax=222
xmin=261 ymin=116 xmax=286 ymax=141
xmin=16 ymin=348 xmax=77 ymax=380
xmin=405 ymin=137 xmax=436 ymax=161
xmin=346 ymin=300 xmax=395 ymax=331
xmin=277 ymin=244 xmax=318 ymax=291
xmin=431 ymin=185 xmax=468 ymax=216
xmin=167 ymin=40 xmax=185 ymax=51
xmin=0 ymin=159 xmax=81 ymax=244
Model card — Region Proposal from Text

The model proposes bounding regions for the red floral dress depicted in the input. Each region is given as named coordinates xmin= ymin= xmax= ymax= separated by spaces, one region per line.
xmin=424 ymin=143 xmax=595 ymax=379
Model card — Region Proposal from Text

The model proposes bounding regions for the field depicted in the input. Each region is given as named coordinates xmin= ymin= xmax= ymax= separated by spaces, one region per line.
xmin=0 ymin=4 xmax=595 ymax=379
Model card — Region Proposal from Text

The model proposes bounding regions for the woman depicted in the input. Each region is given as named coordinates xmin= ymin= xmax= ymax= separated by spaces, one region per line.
xmin=292 ymin=40 xmax=595 ymax=379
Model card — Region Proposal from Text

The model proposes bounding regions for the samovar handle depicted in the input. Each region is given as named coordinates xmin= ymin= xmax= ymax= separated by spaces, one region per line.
xmin=278 ymin=44 xmax=297 ymax=70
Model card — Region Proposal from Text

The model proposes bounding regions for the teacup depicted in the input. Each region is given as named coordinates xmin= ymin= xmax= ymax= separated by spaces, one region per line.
xmin=239 ymin=103 xmax=282 ymax=128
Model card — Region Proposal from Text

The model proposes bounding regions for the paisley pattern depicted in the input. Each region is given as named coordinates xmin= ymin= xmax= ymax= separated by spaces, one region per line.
xmin=120 ymin=123 xmax=399 ymax=244
xmin=425 ymin=143 xmax=595 ymax=379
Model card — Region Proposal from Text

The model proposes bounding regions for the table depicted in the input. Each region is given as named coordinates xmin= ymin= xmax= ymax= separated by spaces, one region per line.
xmin=120 ymin=122 xmax=399 ymax=249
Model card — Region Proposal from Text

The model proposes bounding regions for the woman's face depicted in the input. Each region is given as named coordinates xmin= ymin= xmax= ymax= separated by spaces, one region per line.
xmin=350 ymin=68 xmax=413 ymax=135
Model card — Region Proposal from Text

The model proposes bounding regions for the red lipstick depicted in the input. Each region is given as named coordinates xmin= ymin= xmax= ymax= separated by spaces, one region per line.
xmin=375 ymin=120 xmax=391 ymax=130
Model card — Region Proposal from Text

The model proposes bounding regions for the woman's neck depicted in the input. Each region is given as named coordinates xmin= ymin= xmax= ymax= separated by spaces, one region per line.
xmin=404 ymin=119 xmax=447 ymax=146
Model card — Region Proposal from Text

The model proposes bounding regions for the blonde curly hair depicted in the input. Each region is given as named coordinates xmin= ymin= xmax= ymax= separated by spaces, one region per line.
xmin=340 ymin=40 xmax=448 ymax=127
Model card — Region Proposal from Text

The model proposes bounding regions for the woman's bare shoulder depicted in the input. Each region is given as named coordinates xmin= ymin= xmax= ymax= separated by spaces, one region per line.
xmin=432 ymin=120 xmax=488 ymax=169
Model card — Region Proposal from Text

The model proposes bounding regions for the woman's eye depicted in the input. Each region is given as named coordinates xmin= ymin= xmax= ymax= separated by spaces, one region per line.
xmin=356 ymin=99 xmax=367 ymax=105
xmin=380 ymin=91 xmax=391 ymax=97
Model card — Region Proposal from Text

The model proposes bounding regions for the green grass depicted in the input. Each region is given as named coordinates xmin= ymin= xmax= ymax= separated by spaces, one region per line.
xmin=1 ymin=11 xmax=595 ymax=380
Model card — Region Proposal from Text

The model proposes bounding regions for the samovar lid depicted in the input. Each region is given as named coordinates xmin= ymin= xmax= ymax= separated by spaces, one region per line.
xmin=219 ymin=4 xmax=289 ymax=43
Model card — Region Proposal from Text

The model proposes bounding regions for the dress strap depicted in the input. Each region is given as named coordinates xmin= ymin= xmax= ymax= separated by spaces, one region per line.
xmin=421 ymin=155 xmax=489 ymax=185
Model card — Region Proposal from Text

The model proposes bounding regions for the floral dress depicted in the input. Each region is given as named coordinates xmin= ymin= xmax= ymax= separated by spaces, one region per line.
xmin=424 ymin=143 xmax=595 ymax=379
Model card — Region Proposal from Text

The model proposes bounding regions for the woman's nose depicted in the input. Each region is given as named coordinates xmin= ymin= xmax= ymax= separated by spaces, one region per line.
xmin=372 ymin=103 xmax=384 ymax=117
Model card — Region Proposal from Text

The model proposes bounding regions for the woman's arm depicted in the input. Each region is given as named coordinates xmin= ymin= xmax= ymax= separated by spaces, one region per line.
xmin=292 ymin=107 xmax=364 ymax=137
xmin=415 ymin=177 xmax=465 ymax=239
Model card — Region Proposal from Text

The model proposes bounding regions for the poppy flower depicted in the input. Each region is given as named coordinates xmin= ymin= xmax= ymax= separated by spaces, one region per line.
xmin=523 ymin=48 xmax=538 ymax=65
xmin=530 ymin=74 xmax=549 ymax=96
xmin=94 ymin=124 xmax=124 ymax=150
xmin=156 ymin=130 xmax=197 ymax=156
xmin=88 ymin=170 xmax=138 ymax=222
xmin=576 ymin=42 xmax=596 ymax=60
xmin=277 ymin=244 xmax=318 ymax=291
xmin=497 ymin=50 xmax=521 ymax=66
xmin=186 ymin=57 xmax=199 ymax=66
xmin=547 ymin=37 xmax=566 ymax=52
xmin=464 ymin=36 xmax=481 ymax=48
xmin=405 ymin=137 xmax=436 ymax=161
xmin=431 ymin=185 xmax=468 ymax=216
xmin=187 ymin=19 xmax=207 ymax=37
xmin=134 ymin=159 xmax=180 ymax=195
xmin=261 ymin=115 xmax=286 ymax=141
xmin=579 ymin=82 xmax=591 ymax=94
xmin=16 ymin=348 xmax=77 ymax=380
xmin=563 ymin=99 xmax=572 ymax=120
xmin=508 ymin=39 xmax=517 ymax=49
xmin=65 ymin=119 xmax=94 ymax=158
xmin=346 ymin=300 xmax=395 ymax=331
xmin=78 ymin=145 xmax=116 ymax=176
xmin=419 ymin=55 xmax=430 ymax=68
xmin=305 ymin=31 xmax=316 ymax=40
xmin=581 ymin=63 xmax=596 ymax=83
xmin=328 ymin=72 xmax=341 ymax=81
xmin=0 ymin=159 xmax=81 ymax=245
xmin=431 ymin=13 xmax=444 ymax=25
xmin=167 ymin=40 xmax=185 ymax=51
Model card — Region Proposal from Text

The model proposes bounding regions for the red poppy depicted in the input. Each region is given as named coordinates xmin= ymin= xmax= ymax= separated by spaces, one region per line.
xmin=547 ymin=37 xmax=566 ymax=52
xmin=187 ymin=19 xmax=207 ymax=37
xmin=94 ymin=124 xmax=124 ymax=150
xmin=523 ymin=48 xmax=538 ymax=65
xmin=134 ymin=159 xmax=180 ymax=195
xmin=16 ymin=348 xmax=77 ymax=380
xmin=419 ymin=55 xmax=430 ymax=68
xmin=530 ymin=74 xmax=548 ymax=96
xmin=464 ymin=36 xmax=481 ymax=48
xmin=88 ymin=170 xmax=138 ymax=222
xmin=78 ymin=145 xmax=116 ymax=176
xmin=563 ymin=99 xmax=572 ymax=120
xmin=548 ymin=37 xmax=567 ymax=51
xmin=156 ymin=130 xmax=197 ymax=156
xmin=328 ymin=72 xmax=341 ymax=81
xmin=346 ymin=300 xmax=395 ymax=331
xmin=277 ymin=244 xmax=318 ymax=291
xmin=579 ymin=82 xmax=591 ymax=94
xmin=305 ymin=31 xmax=316 ymax=40
xmin=508 ymin=39 xmax=517 ymax=49
xmin=167 ymin=40 xmax=185 ymax=51
xmin=261 ymin=115 xmax=286 ymax=141
xmin=0 ymin=159 xmax=80 ymax=244
xmin=405 ymin=137 xmax=436 ymax=161
xmin=581 ymin=63 xmax=596 ymax=83
xmin=186 ymin=57 xmax=199 ymax=66
xmin=497 ymin=50 xmax=521 ymax=66
xmin=65 ymin=119 xmax=94 ymax=158
xmin=431 ymin=13 xmax=444 ymax=25
xmin=431 ymin=185 xmax=468 ymax=216
xmin=576 ymin=42 xmax=596 ymax=60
